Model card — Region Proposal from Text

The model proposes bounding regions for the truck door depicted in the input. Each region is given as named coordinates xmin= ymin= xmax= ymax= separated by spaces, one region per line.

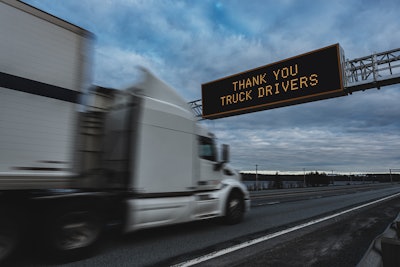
xmin=198 ymin=136 xmax=221 ymax=188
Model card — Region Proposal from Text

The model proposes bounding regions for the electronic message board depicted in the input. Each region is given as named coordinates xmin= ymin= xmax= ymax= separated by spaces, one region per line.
xmin=201 ymin=44 xmax=346 ymax=119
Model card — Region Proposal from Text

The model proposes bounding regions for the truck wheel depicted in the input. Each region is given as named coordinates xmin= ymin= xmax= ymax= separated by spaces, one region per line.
xmin=48 ymin=211 xmax=102 ymax=259
xmin=224 ymin=191 xmax=244 ymax=225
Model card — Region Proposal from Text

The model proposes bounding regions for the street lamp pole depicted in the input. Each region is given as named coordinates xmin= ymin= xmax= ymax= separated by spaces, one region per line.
xmin=390 ymin=169 xmax=393 ymax=184
xmin=256 ymin=164 xmax=258 ymax=191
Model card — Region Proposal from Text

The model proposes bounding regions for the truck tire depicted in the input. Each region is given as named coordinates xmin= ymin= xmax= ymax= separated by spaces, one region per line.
xmin=223 ymin=191 xmax=244 ymax=225
xmin=47 ymin=210 xmax=103 ymax=260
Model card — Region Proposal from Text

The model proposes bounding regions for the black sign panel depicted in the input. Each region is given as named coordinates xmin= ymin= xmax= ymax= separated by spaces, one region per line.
xmin=201 ymin=44 xmax=346 ymax=119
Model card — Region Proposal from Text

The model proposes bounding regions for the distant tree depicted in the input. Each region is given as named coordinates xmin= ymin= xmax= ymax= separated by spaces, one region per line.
xmin=306 ymin=171 xmax=330 ymax=187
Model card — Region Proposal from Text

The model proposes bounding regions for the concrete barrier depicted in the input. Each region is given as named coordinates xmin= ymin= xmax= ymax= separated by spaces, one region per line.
xmin=357 ymin=213 xmax=400 ymax=267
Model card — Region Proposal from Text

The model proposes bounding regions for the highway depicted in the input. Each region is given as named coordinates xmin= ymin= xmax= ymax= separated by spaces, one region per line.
xmin=8 ymin=183 xmax=400 ymax=267
xmin=250 ymin=183 xmax=396 ymax=206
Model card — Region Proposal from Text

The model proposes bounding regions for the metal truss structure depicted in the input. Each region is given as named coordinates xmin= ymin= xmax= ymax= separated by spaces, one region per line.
xmin=189 ymin=47 xmax=400 ymax=118
xmin=345 ymin=47 xmax=400 ymax=93
xmin=187 ymin=99 xmax=203 ymax=118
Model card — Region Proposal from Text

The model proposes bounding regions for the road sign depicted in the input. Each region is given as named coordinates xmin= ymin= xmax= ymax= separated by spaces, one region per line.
xmin=201 ymin=44 xmax=346 ymax=119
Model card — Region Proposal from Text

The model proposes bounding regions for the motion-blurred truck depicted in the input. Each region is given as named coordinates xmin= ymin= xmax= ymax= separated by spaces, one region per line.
xmin=0 ymin=0 xmax=250 ymax=261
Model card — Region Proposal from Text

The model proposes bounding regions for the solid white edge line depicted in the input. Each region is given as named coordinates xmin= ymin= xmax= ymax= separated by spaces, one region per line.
xmin=172 ymin=192 xmax=400 ymax=267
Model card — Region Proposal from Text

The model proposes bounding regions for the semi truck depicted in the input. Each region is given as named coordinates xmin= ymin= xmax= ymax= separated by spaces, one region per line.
xmin=0 ymin=0 xmax=250 ymax=261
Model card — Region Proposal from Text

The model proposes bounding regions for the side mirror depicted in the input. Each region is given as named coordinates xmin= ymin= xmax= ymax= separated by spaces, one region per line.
xmin=222 ymin=144 xmax=230 ymax=163
xmin=214 ymin=144 xmax=230 ymax=171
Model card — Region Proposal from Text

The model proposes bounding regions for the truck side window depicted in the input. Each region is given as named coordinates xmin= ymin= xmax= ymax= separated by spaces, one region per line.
xmin=198 ymin=136 xmax=217 ymax=162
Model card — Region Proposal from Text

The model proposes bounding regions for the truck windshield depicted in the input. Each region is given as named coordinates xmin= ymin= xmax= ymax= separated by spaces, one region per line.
xmin=198 ymin=136 xmax=217 ymax=162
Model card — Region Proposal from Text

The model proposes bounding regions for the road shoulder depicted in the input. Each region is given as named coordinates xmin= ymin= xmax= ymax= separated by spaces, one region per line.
xmin=198 ymin=197 xmax=400 ymax=267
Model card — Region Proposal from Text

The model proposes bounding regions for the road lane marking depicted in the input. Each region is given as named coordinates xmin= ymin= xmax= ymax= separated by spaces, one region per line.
xmin=172 ymin=192 xmax=400 ymax=267
xmin=254 ymin=201 xmax=280 ymax=207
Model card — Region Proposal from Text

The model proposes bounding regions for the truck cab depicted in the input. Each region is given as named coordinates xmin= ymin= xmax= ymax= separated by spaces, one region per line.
xmin=82 ymin=68 xmax=250 ymax=230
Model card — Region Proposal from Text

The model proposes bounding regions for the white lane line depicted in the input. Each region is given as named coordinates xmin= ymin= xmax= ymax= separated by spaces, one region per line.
xmin=255 ymin=201 xmax=281 ymax=207
xmin=172 ymin=192 xmax=400 ymax=267
xmin=255 ymin=201 xmax=280 ymax=207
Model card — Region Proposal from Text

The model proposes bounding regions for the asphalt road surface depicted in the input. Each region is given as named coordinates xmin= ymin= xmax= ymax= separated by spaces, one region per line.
xmin=196 ymin=190 xmax=400 ymax=267
xmin=4 ymin=183 xmax=400 ymax=267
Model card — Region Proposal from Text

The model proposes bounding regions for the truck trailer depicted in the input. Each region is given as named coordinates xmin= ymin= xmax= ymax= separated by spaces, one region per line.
xmin=0 ymin=0 xmax=250 ymax=261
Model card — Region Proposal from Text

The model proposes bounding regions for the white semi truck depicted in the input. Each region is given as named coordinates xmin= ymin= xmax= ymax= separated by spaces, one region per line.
xmin=0 ymin=0 xmax=250 ymax=261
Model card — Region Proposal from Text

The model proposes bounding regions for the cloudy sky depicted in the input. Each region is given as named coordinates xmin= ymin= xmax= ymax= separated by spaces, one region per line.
xmin=23 ymin=0 xmax=400 ymax=174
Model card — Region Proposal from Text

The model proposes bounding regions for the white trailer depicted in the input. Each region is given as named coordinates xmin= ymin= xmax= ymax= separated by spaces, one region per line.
xmin=0 ymin=0 xmax=91 ymax=189
xmin=0 ymin=0 xmax=250 ymax=262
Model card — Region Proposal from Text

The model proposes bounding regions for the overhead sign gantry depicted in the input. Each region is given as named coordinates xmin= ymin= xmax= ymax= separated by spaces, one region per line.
xmin=192 ymin=44 xmax=400 ymax=120
xmin=201 ymin=44 xmax=346 ymax=119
